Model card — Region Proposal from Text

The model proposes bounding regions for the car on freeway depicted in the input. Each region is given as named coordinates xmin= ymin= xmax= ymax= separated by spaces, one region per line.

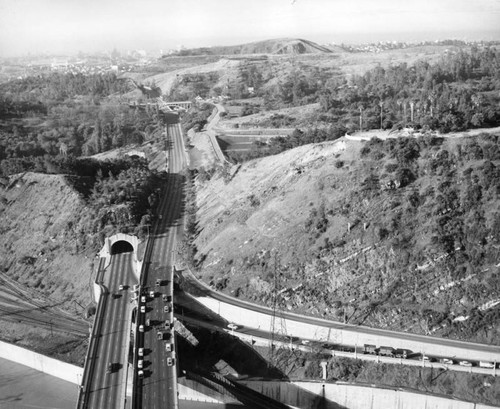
xmin=479 ymin=361 xmax=495 ymax=368
xmin=141 ymin=295 xmax=146 ymax=303
xmin=440 ymin=358 xmax=454 ymax=365
xmin=138 ymin=360 xmax=143 ymax=369
xmin=139 ymin=325 xmax=144 ymax=332
xmin=138 ymin=370 xmax=144 ymax=378
xmin=138 ymin=348 xmax=144 ymax=357
xmin=167 ymin=357 xmax=173 ymax=366
xmin=227 ymin=323 xmax=239 ymax=331
xmin=301 ymin=340 xmax=310 ymax=345
xmin=146 ymin=318 xmax=151 ymax=327
xmin=140 ymin=305 xmax=146 ymax=313
xmin=421 ymin=355 xmax=435 ymax=362
xmin=459 ymin=360 xmax=473 ymax=367
xmin=165 ymin=343 xmax=172 ymax=352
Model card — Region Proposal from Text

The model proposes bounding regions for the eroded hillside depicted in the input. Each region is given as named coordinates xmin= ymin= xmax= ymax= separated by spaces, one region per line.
xmin=0 ymin=172 xmax=94 ymax=362
xmin=191 ymin=133 xmax=500 ymax=344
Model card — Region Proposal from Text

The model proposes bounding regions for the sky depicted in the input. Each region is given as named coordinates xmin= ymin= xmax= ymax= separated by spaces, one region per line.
xmin=0 ymin=0 xmax=499 ymax=56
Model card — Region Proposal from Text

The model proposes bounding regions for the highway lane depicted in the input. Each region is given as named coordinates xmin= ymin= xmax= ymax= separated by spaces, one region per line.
xmin=84 ymin=252 xmax=137 ymax=409
xmin=137 ymin=121 xmax=186 ymax=409
xmin=181 ymin=270 xmax=500 ymax=364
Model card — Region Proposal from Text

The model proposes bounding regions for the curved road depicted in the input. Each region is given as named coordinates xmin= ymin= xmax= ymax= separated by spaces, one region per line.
xmin=181 ymin=270 xmax=500 ymax=364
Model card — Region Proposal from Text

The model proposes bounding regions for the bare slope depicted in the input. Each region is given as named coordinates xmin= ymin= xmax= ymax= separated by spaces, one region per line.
xmin=0 ymin=172 xmax=93 ymax=361
xmin=193 ymin=134 xmax=500 ymax=344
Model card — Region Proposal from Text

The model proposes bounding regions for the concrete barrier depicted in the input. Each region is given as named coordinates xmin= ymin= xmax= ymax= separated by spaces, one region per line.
xmin=193 ymin=295 xmax=500 ymax=364
xmin=0 ymin=340 xmax=83 ymax=385
xmin=241 ymin=380 xmax=498 ymax=409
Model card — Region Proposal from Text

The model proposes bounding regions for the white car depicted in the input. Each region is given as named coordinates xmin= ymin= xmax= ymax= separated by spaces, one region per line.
xmin=138 ymin=348 xmax=144 ymax=357
xmin=440 ymin=358 xmax=454 ymax=365
xmin=227 ymin=323 xmax=239 ymax=331
xmin=149 ymin=290 xmax=155 ymax=298
xmin=138 ymin=370 xmax=144 ymax=378
xmin=139 ymin=325 xmax=144 ymax=332
xmin=165 ymin=343 xmax=172 ymax=352
xmin=140 ymin=305 xmax=146 ymax=313
xmin=140 ymin=296 xmax=146 ymax=303
xmin=459 ymin=360 xmax=473 ymax=367
xmin=138 ymin=360 xmax=143 ymax=369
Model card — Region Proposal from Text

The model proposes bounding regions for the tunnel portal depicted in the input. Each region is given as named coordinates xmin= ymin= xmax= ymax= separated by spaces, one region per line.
xmin=110 ymin=240 xmax=134 ymax=255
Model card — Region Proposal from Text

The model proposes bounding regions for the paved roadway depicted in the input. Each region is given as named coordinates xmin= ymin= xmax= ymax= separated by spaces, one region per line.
xmin=83 ymin=252 xmax=137 ymax=409
xmin=136 ymin=121 xmax=187 ymax=409
xmin=180 ymin=270 xmax=500 ymax=365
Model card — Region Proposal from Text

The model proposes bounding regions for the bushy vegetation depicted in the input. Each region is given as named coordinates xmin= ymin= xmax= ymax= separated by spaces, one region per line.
xmin=233 ymin=47 xmax=500 ymax=134
xmin=318 ymin=47 xmax=500 ymax=132
xmin=0 ymin=72 xmax=164 ymax=176
xmin=180 ymin=103 xmax=214 ymax=132
xmin=0 ymin=71 xmax=167 ymax=250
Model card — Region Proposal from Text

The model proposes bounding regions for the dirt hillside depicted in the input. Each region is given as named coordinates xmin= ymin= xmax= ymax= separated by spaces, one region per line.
xmin=192 ymin=134 xmax=500 ymax=344
xmin=0 ymin=172 xmax=95 ymax=306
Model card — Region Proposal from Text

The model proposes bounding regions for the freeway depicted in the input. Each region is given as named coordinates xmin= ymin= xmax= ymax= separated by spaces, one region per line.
xmin=180 ymin=269 xmax=500 ymax=366
xmin=135 ymin=121 xmax=187 ymax=409
xmin=80 ymin=252 xmax=137 ymax=409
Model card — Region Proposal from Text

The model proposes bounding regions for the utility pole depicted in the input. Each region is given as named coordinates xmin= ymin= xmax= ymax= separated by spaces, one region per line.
xmin=379 ymin=100 xmax=384 ymax=130
xmin=359 ymin=106 xmax=363 ymax=132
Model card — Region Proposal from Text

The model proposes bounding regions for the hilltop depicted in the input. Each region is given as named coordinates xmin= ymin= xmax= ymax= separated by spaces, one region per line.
xmin=174 ymin=38 xmax=337 ymax=56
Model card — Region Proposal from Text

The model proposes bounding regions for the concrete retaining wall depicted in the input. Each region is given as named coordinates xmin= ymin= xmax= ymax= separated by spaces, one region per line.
xmin=0 ymin=340 xmax=83 ymax=385
xmin=195 ymin=296 xmax=500 ymax=363
xmin=241 ymin=380 xmax=499 ymax=409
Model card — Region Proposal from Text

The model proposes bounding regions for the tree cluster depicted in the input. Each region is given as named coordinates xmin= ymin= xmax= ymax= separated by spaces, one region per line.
xmin=319 ymin=47 xmax=500 ymax=132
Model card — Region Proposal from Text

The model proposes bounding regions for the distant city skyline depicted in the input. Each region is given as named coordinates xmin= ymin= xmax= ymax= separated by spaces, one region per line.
xmin=1 ymin=0 xmax=499 ymax=57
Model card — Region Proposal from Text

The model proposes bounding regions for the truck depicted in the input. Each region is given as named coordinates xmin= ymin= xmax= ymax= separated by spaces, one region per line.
xmin=479 ymin=361 xmax=495 ymax=369
xmin=363 ymin=344 xmax=377 ymax=355
xmin=394 ymin=349 xmax=409 ymax=359
xmin=379 ymin=346 xmax=394 ymax=357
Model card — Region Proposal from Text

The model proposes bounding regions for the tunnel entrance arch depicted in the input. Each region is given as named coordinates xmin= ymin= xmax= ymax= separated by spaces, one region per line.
xmin=110 ymin=240 xmax=134 ymax=255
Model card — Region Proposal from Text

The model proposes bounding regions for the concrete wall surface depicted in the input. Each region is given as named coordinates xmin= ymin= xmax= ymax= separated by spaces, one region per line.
xmin=0 ymin=340 xmax=83 ymax=385
xmin=195 ymin=296 xmax=500 ymax=363
xmin=241 ymin=380 xmax=499 ymax=409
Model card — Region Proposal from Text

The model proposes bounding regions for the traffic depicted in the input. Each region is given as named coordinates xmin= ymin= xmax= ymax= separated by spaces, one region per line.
xmin=131 ymin=281 xmax=175 ymax=379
